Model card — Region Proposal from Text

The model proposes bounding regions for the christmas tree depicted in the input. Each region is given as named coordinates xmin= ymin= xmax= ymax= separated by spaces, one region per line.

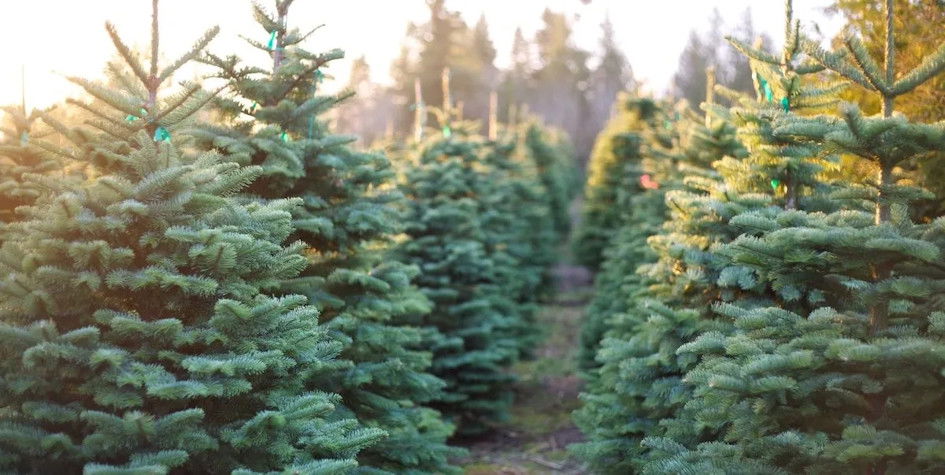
xmin=189 ymin=1 xmax=460 ymax=472
xmin=392 ymin=114 xmax=521 ymax=435
xmin=0 ymin=2 xmax=383 ymax=472
xmin=575 ymin=96 xmax=678 ymax=371
xmin=573 ymin=86 xmax=748 ymax=472
xmin=645 ymin=1 xmax=945 ymax=472
xmin=0 ymin=106 xmax=73 ymax=224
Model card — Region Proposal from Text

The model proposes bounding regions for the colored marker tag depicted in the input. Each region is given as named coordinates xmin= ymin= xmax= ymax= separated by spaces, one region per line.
xmin=249 ymin=102 xmax=257 ymax=113
xmin=780 ymin=97 xmax=790 ymax=112
xmin=640 ymin=173 xmax=659 ymax=190
xmin=442 ymin=126 xmax=452 ymax=138
xmin=126 ymin=108 xmax=148 ymax=122
xmin=281 ymin=131 xmax=289 ymax=142
xmin=19 ymin=132 xmax=28 ymax=146
xmin=763 ymin=81 xmax=774 ymax=102
xmin=267 ymin=31 xmax=277 ymax=50
xmin=154 ymin=126 xmax=171 ymax=142
xmin=770 ymin=179 xmax=780 ymax=190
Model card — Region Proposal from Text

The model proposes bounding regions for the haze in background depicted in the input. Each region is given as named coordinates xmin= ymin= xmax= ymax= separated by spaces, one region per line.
xmin=1 ymin=0 xmax=843 ymax=109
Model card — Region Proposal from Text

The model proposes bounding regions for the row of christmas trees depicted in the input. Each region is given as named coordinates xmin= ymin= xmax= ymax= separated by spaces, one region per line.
xmin=0 ymin=1 xmax=577 ymax=473
xmin=574 ymin=0 xmax=945 ymax=473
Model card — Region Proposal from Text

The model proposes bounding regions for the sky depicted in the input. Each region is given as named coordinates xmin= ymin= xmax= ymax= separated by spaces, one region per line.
xmin=0 ymin=0 xmax=845 ymax=109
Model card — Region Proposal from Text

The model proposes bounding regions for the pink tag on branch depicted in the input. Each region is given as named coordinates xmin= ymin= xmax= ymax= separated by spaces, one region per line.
xmin=640 ymin=174 xmax=659 ymax=190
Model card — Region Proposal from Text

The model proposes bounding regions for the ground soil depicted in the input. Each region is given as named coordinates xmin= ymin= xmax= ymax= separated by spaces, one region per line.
xmin=456 ymin=262 xmax=593 ymax=474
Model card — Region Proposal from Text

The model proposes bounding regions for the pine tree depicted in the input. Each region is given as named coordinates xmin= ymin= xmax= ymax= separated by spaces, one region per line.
xmin=645 ymin=1 xmax=945 ymax=472
xmin=0 ymin=2 xmax=383 ymax=472
xmin=189 ymin=1 xmax=461 ymax=472
xmin=392 ymin=120 xmax=522 ymax=435
xmin=0 ymin=107 xmax=62 ymax=223
xmin=522 ymin=120 xmax=579 ymax=238
xmin=575 ymin=96 xmax=678 ymax=371
xmin=573 ymin=94 xmax=661 ymax=271
xmin=573 ymin=87 xmax=750 ymax=472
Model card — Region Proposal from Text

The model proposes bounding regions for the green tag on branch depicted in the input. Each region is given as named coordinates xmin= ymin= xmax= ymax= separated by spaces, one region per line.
xmin=19 ymin=132 xmax=28 ymax=146
xmin=763 ymin=81 xmax=774 ymax=102
xmin=664 ymin=120 xmax=672 ymax=130
xmin=267 ymin=30 xmax=277 ymax=50
xmin=126 ymin=108 xmax=148 ymax=122
xmin=442 ymin=126 xmax=452 ymax=138
xmin=281 ymin=131 xmax=289 ymax=142
xmin=153 ymin=126 xmax=171 ymax=142
xmin=781 ymin=97 xmax=790 ymax=112
xmin=249 ymin=102 xmax=257 ymax=113
xmin=770 ymin=179 xmax=780 ymax=190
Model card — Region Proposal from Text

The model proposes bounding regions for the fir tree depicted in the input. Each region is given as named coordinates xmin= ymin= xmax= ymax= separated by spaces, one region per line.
xmin=0 ymin=2 xmax=383 ymax=472
xmin=573 ymin=94 xmax=661 ymax=271
xmin=189 ymin=1 xmax=461 ymax=472
xmin=573 ymin=89 xmax=748 ymax=472
xmin=0 ymin=107 xmax=62 ymax=223
xmin=575 ymin=96 xmax=677 ymax=371
xmin=645 ymin=1 xmax=945 ymax=472
xmin=390 ymin=109 xmax=550 ymax=435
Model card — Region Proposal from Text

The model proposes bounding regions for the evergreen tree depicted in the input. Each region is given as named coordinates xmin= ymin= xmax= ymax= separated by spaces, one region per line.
xmin=0 ymin=3 xmax=382 ymax=472
xmin=0 ymin=107 xmax=64 ymax=223
xmin=575 ymin=96 xmax=676 ymax=370
xmin=392 ymin=120 xmax=522 ymax=435
xmin=189 ymin=1 xmax=460 ymax=472
xmin=522 ymin=120 xmax=579 ymax=238
xmin=587 ymin=16 xmax=633 ymax=160
xmin=573 ymin=90 xmax=749 ymax=472
xmin=573 ymin=95 xmax=660 ymax=270
xmin=532 ymin=9 xmax=593 ymax=160
xmin=645 ymin=2 xmax=945 ymax=472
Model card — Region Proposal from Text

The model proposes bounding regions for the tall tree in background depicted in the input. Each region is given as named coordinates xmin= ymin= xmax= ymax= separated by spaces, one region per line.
xmin=673 ymin=9 xmax=768 ymax=107
xmin=586 ymin=16 xmax=634 ymax=162
xmin=673 ymin=10 xmax=725 ymax=106
xmin=498 ymin=27 xmax=535 ymax=123
xmin=390 ymin=0 xmax=497 ymax=134
xmin=532 ymin=9 xmax=593 ymax=161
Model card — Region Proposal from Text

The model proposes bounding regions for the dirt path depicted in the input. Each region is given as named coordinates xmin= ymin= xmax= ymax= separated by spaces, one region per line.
xmin=458 ymin=263 xmax=592 ymax=474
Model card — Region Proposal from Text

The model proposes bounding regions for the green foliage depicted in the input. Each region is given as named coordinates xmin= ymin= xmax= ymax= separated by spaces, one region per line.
xmin=573 ymin=95 xmax=663 ymax=270
xmin=392 ymin=116 xmax=570 ymax=436
xmin=576 ymin=2 xmax=945 ymax=474
xmin=0 ymin=107 xmax=75 ymax=223
xmin=0 ymin=4 xmax=388 ymax=473
xmin=188 ymin=1 xmax=462 ymax=472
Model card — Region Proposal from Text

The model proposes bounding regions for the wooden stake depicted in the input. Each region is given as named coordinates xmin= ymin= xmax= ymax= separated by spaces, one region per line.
xmin=488 ymin=91 xmax=498 ymax=140
xmin=704 ymin=65 xmax=716 ymax=127
xmin=441 ymin=67 xmax=451 ymax=116
xmin=413 ymin=77 xmax=424 ymax=141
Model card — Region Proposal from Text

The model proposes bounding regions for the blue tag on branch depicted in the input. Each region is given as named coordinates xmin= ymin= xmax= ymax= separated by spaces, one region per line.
xmin=154 ymin=126 xmax=171 ymax=142
xmin=267 ymin=30 xmax=277 ymax=50
xmin=781 ymin=97 xmax=790 ymax=112
xmin=763 ymin=81 xmax=774 ymax=102
xmin=126 ymin=108 xmax=147 ymax=122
